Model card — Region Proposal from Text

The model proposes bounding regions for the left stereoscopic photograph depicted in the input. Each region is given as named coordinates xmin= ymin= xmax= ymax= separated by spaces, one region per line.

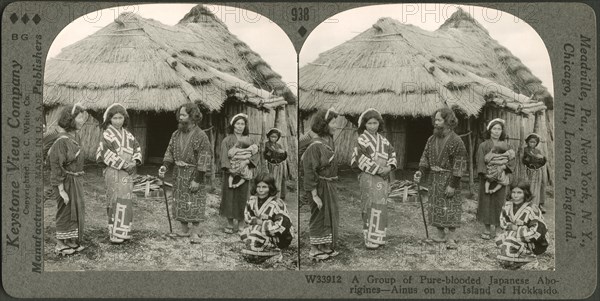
xmin=42 ymin=4 xmax=298 ymax=271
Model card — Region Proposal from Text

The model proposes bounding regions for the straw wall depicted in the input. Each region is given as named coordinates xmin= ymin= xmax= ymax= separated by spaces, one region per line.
xmin=285 ymin=105 xmax=298 ymax=179
xmin=383 ymin=116 xmax=407 ymax=170
xmin=129 ymin=112 xmax=148 ymax=162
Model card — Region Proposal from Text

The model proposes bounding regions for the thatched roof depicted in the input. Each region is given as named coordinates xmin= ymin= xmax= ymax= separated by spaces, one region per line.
xmin=44 ymin=5 xmax=295 ymax=112
xmin=299 ymin=9 xmax=553 ymax=117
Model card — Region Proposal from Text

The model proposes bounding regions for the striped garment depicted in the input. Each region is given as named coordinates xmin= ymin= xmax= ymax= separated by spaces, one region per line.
xmin=241 ymin=196 xmax=293 ymax=252
xmin=496 ymin=201 xmax=548 ymax=263
xmin=351 ymin=131 xmax=397 ymax=174
xmin=56 ymin=229 xmax=78 ymax=240
xmin=96 ymin=125 xmax=142 ymax=169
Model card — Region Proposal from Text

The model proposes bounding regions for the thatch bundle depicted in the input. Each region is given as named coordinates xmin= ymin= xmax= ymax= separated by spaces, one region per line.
xmin=44 ymin=5 xmax=298 ymax=179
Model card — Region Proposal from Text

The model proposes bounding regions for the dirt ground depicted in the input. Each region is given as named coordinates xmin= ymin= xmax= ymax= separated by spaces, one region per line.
xmin=44 ymin=164 xmax=298 ymax=271
xmin=299 ymin=168 xmax=556 ymax=271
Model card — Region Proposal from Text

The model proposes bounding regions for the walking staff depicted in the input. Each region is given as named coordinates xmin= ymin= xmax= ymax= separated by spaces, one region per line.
xmin=160 ymin=179 xmax=174 ymax=236
xmin=413 ymin=172 xmax=429 ymax=240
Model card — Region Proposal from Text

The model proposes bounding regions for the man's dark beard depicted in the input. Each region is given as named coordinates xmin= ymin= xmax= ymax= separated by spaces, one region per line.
xmin=178 ymin=120 xmax=193 ymax=132
xmin=433 ymin=126 xmax=448 ymax=137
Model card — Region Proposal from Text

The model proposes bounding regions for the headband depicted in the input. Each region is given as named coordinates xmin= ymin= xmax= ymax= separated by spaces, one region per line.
xmin=230 ymin=113 xmax=248 ymax=125
xmin=357 ymin=108 xmax=381 ymax=127
xmin=267 ymin=128 xmax=282 ymax=137
xmin=325 ymin=107 xmax=338 ymax=121
xmin=526 ymin=133 xmax=541 ymax=141
xmin=487 ymin=118 xmax=505 ymax=131
xmin=103 ymin=103 xmax=126 ymax=122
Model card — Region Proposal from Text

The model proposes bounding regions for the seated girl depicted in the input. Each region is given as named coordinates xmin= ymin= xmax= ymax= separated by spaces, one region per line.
xmin=240 ymin=173 xmax=294 ymax=260
xmin=495 ymin=180 xmax=549 ymax=270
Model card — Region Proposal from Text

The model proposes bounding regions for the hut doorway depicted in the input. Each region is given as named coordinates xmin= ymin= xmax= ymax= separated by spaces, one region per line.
xmin=405 ymin=118 xmax=433 ymax=169
xmin=146 ymin=112 xmax=178 ymax=164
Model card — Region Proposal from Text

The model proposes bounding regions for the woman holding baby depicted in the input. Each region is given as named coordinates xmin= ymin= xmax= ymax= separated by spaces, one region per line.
xmin=476 ymin=118 xmax=516 ymax=240
xmin=220 ymin=113 xmax=259 ymax=234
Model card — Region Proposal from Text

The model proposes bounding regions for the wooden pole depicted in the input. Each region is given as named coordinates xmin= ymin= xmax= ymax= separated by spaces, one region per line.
xmin=467 ymin=118 xmax=474 ymax=196
xmin=261 ymin=110 xmax=268 ymax=174
xmin=208 ymin=114 xmax=216 ymax=189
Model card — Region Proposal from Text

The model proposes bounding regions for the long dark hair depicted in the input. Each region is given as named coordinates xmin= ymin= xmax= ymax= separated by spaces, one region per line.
xmin=102 ymin=105 xmax=129 ymax=130
xmin=431 ymin=107 xmax=458 ymax=129
xmin=357 ymin=110 xmax=384 ymax=135
xmin=251 ymin=173 xmax=279 ymax=197
xmin=177 ymin=103 xmax=203 ymax=125
xmin=311 ymin=109 xmax=337 ymax=137
xmin=485 ymin=120 xmax=508 ymax=141
xmin=228 ymin=115 xmax=250 ymax=136
xmin=507 ymin=180 xmax=533 ymax=203
xmin=58 ymin=105 xmax=86 ymax=132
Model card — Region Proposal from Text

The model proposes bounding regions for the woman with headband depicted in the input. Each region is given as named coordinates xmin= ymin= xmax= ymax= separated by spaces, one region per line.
xmin=351 ymin=108 xmax=396 ymax=250
xmin=521 ymin=133 xmax=547 ymax=213
xmin=96 ymin=103 xmax=142 ymax=244
xmin=220 ymin=113 xmax=259 ymax=234
xmin=476 ymin=118 xmax=516 ymax=240
xmin=47 ymin=103 xmax=89 ymax=255
xmin=302 ymin=108 xmax=341 ymax=260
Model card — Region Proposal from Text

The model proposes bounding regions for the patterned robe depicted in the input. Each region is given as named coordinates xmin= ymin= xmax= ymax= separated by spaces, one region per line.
xmin=351 ymin=131 xmax=397 ymax=246
xmin=265 ymin=141 xmax=288 ymax=199
xmin=419 ymin=132 xmax=467 ymax=228
xmin=96 ymin=125 xmax=142 ymax=239
xmin=302 ymin=136 xmax=339 ymax=246
xmin=220 ymin=134 xmax=259 ymax=220
xmin=476 ymin=140 xmax=516 ymax=225
xmin=240 ymin=196 xmax=293 ymax=254
xmin=48 ymin=133 xmax=85 ymax=240
xmin=495 ymin=201 xmax=548 ymax=263
xmin=163 ymin=125 xmax=213 ymax=223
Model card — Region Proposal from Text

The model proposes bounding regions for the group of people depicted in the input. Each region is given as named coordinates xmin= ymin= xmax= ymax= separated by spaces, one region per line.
xmin=46 ymin=102 xmax=293 ymax=259
xmin=476 ymin=118 xmax=548 ymax=269
xmin=301 ymin=107 xmax=548 ymax=269
xmin=46 ymin=101 xmax=549 ymax=268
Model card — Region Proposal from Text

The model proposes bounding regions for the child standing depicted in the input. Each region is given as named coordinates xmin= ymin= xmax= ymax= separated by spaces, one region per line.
xmin=228 ymin=136 xmax=258 ymax=188
xmin=522 ymin=133 xmax=548 ymax=212
xmin=495 ymin=181 xmax=548 ymax=269
xmin=485 ymin=145 xmax=510 ymax=194
xmin=264 ymin=128 xmax=288 ymax=199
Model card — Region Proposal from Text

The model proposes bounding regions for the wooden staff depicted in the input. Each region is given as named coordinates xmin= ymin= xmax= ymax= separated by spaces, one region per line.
xmin=414 ymin=175 xmax=429 ymax=239
xmin=161 ymin=182 xmax=173 ymax=235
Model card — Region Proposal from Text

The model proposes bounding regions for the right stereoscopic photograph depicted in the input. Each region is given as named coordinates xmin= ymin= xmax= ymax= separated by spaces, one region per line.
xmin=298 ymin=4 xmax=555 ymax=271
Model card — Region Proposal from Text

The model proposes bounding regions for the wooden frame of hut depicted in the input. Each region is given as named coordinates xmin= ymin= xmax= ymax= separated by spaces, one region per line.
xmin=299 ymin=9 xmax=554 ymax=188
xmin=43 ymin=5 xmax=298 ymax=179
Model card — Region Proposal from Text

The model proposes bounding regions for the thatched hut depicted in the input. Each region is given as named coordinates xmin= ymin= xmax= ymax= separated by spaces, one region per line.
xmin=44 ymin=5 xmax=298 ymax=178
xmin=299 ymin=9 xmax=554 ymax=186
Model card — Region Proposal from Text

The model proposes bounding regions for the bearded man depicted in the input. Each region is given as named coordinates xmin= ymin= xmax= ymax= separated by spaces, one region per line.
xmin=414 ymin=107 xmax=467 ymax=249
xmin=159 ymin=103 xmax=213 ymax=244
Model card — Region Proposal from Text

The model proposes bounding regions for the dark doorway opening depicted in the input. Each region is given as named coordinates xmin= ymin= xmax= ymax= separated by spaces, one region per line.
xmin=405 ymin=117 xmax=433 ymax=169
xmin=146 ymin=112 xmax=177 ymax=164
